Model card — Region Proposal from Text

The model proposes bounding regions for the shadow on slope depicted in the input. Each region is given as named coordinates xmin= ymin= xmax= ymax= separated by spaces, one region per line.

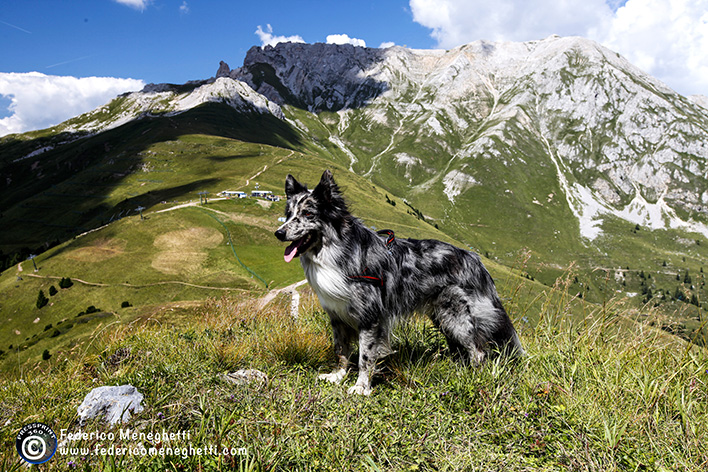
xmin=0 ymin=102 xmax=301 ymax=255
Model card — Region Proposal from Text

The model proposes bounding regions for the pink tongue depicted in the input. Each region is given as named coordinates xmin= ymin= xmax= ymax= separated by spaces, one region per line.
xmin=284 ymin=241 xmax=300 ymax=263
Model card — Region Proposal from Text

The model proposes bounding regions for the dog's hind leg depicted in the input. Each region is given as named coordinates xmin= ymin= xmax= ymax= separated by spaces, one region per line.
xmin=318 ymin=319 xmax=356 ymax=385
xmin=432 ymin=287 xmax=500 ymax=366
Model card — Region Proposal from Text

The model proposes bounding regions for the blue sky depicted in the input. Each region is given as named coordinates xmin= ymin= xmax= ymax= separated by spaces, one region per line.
xmin=1 ymin=0 xmax=707 ymax=136
xmin=0 ymin=1 xmax=433 ymax=84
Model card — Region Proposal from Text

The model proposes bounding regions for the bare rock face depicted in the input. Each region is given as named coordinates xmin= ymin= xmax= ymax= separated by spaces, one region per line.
xmin=232 ymin=42 xmax=388 ymax=112
xmin=216 ymin=61 xmax=231 ymax=78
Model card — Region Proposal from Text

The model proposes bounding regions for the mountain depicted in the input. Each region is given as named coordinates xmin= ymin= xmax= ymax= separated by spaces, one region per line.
xmin=1 ymin=35 xmax=706 ymax=358
xmin=232 ymin=36 xmax=708 ymax=242
xmin=50 ymin=76 xmax=284 ymax=135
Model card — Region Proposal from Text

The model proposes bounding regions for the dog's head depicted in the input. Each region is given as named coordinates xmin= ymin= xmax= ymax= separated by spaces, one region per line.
xmin=275 ymin=170 xmax=347 ymax=262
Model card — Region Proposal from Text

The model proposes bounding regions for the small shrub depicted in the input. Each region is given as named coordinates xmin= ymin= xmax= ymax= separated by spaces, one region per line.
xmin=50 ymin=329 xmax=61 ymax=338
xmin=121 ymin=301 xmax=132 ymax=308
xmin=44 ymin=324 xmax=53 ymax=331
xmin=48 ymin=285 xmax=58 ymax=296
xmin=59 ymin=277 xmax=73 ymax=289
xmin=42 ymin=349 xmax=51 ymax=361
xmin=36 ymin=290 xmax=48 ymax=309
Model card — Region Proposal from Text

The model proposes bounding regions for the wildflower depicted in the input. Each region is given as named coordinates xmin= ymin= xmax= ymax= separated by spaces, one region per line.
xmin=157 ymin=412 xmax=164 ymax=419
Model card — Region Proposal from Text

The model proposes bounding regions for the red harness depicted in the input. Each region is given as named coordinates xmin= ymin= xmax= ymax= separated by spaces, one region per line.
xmin=348 ymin=230 xmax=395 ymax=287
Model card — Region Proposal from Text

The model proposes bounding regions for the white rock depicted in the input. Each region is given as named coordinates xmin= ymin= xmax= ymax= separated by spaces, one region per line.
xmin=223 ymin=369 xmax=268 ymax=386
xmin=77 ymin=385 xmax=144 ymax=425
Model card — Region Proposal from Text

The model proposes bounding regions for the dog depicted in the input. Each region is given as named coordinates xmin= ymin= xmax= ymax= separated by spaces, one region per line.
xmin=275 ymin=170 xmax=523 ymax=395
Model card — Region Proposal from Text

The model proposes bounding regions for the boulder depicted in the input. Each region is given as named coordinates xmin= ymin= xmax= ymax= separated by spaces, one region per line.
xmin=77 ymin=385 xmax=144 ymax=425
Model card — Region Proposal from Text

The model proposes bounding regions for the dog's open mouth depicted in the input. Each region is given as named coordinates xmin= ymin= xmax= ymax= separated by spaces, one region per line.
xmin=284 ymin=233 xmax=314 ymax=263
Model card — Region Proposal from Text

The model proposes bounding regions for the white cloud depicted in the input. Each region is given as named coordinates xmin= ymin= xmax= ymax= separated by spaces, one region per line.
xmin=409 ymin=0 xmax=708 ymax=96
xmin=113 ymin=0 xmax=151 ymax=11
xmin=603 ymin=0 xmax=708 ymax=96
xmin=255 ymin=24 xmax=305 ymax=47
xmin=379 ymin=41 xmax=396 ymax=49
xmin=410 ymin=0 xmax=612 ymax=46
xmin=179 ymin=1 xmax=189 ymax=14
xmin=0 ymin=72 xmax=144 ymax=137
xmin=326 ymin=34 xmax=367 ymax=48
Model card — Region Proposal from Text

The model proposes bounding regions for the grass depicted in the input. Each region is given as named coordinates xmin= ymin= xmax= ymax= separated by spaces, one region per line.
xmin=1 ymin=274 xmax=706 ymax=471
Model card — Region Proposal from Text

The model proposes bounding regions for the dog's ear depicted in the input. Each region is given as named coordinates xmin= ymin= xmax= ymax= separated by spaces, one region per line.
xmin=285 ymin=174 xmax=307 ymax=197
xmin=313 ymin=170 xmax=348 ymax=227
xmin=312 ymin=170 xmax=338 ymax=203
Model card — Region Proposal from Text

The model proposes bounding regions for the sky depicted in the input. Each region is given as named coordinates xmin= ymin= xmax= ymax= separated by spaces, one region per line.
xmin=1 ymin=0 xmax=707 ymax=137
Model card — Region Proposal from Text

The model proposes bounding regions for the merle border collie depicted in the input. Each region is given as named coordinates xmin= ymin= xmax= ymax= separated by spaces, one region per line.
xmin=275 ymin=170 xmax=523 ymax=395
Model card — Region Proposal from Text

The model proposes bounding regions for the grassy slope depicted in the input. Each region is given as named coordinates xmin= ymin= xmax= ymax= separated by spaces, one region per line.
xmin=1 ymin=282 xmax=706 ymax=471
xmin=0 ymin=90 xmax=706 ymax=470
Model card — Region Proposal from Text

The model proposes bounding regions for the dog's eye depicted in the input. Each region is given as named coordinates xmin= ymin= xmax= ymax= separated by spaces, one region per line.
xmin=303 ymin=211 xmax=314 ymax=219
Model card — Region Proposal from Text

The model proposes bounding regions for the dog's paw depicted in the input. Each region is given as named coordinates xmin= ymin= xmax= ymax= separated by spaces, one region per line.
xmin=317 ymin=370 xmax=346 ymax=384
xmin=347 ymin=384 xmax=372 ymax=396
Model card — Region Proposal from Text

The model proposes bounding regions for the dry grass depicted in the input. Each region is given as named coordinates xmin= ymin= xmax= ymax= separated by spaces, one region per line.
xmin=66 ymin=238 xmax=127 ymax=262
xmin=151 ymin=226 xmax=223 ymax=275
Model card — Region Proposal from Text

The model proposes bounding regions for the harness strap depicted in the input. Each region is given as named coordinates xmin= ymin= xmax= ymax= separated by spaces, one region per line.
xmin=348 ymin=229 xmax=396 ymax=287
xmin=377 ymin=229 xmax=395 ymax=249
xmin=348 ymin=274 xmax=384 ymax=286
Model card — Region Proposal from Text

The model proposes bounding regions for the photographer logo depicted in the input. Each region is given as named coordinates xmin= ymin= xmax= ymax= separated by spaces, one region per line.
xmin=16 ymin=423 xmax=58 ymax=464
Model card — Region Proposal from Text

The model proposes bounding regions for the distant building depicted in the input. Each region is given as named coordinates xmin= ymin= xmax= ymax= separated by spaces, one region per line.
xmin=251 ymin=190 xmax=273 ymax=198
xmin=220 ymin=190 xmax=247 ymax=198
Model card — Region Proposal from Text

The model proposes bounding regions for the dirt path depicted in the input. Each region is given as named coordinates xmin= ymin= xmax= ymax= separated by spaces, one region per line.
xmin=257 ymin=279 xmax=308 ymax=318
xmin=243 ymin=151 xmax=294 ymax=187
xmin=23 ymin=273 xmax=249 ymax=292
xmin=153 ymin=197 xmax=228 ymax=215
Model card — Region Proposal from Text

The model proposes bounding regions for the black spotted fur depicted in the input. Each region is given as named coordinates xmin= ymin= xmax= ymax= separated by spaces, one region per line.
xmin=275 ymin=170 xmax=523 ymax=395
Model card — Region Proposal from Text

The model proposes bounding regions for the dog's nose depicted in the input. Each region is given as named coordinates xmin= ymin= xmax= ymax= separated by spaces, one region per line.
xmin=275 ymin=229 xmax=286 ymax=241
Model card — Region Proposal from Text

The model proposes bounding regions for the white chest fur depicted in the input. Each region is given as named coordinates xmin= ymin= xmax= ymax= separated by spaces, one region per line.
xmin=301 ymin=248 xmax=352 ymax=320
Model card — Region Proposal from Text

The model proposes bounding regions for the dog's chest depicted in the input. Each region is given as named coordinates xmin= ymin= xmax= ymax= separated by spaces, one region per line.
xmin=301 ymin=250 xmax=351 ymax=317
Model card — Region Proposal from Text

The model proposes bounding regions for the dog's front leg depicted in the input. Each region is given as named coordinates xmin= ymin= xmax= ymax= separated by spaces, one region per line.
xmin=348 ymin=327 xmax=388 ymax=396
xmin=318 ymin=319 xmax=355 ymax=384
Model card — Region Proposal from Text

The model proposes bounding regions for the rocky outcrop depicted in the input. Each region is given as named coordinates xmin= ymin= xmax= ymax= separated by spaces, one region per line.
xmin=216 ymin=61 xmax=231 ymax=78
xmin=234 ymin=37 xmax=708 ymax=238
